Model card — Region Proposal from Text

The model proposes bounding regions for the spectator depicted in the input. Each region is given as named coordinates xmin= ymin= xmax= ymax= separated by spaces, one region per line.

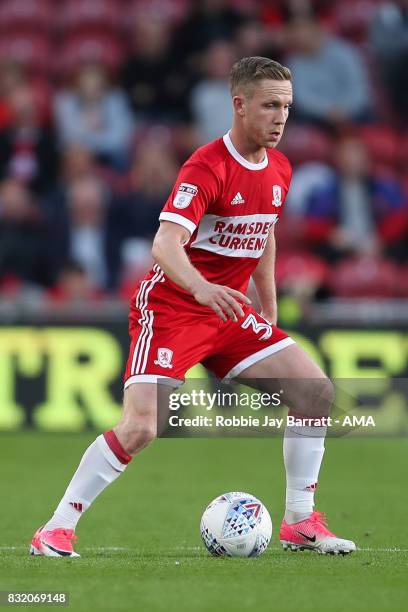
xmin=121 ymin=16 xmax=192 ymax=122
xmin=234 ymin=19 xmax=283 ymax=60
xmin=259 ymin=0 xmax=334 ymax=29
xmin=190 ymin=40 xmax=236 ymax=143
xmin=108 ymin=140 xmax=178 ymax=294
xmin=302 ymin=136 xmax=408 ymax=260
xmin=0 ymin=82 xmax=58 ymax=195
xmin=60 ymin=144 xmax=97 ymax=183
xmin=285 ymin=16 xmax=371 ymax=126
xmin=0 ymin=179 xmax=54 ymax=287
xmin=53 ymin=175 xmax=113 ymax=289
xmin=56 ymin=142 xmax=128 ymax=195
xmin=54 ymin=64 xmax=134 ymax=169
xmin=370 ymin=0 xmax=408 ymax=121
xmin=0 ymin=61 xmax=24 ymax=130
xmin=47 ymin=261 xmax=102 ymax=303
xmin=174 ymin=0 xmax=246 ymax=67
xmin=42 ymin=144 xmax=99 ymax=216
xmin=119 ymin=141 xmax=178 ymax=237
xmin=285 ymin=161 xmax=336 ymax=217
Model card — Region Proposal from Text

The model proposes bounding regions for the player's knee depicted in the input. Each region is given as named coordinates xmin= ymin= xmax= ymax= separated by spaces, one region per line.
xmin=120 ymin=421 xmax=157 ymax=454
xmin=294 ymin=377 xmax=334 ymax=418
xmin=133 ymin=422 xmax=157 ymax=449
xmin=116 ymin=407 xmax=157 ymax=454
xmin=310 ymin=377 xmax=334 ymax=417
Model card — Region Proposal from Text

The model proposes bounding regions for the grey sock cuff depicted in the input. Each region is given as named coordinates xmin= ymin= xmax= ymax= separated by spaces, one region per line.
xmin=285 ymin=425 xmax=327 ymax=438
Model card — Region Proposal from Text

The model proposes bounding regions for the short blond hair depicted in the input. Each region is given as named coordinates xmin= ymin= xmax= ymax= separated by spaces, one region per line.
xmin=230 ymin=56 xmax=292 ymax=98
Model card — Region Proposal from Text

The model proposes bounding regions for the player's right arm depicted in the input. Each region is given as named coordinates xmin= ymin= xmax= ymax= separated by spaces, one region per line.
xmin=152 ymin=221 xmax=250 ymax=322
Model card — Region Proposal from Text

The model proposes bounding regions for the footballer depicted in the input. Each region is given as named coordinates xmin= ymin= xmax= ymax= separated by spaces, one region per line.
xmin=30 ymin=57 xmax=356 ymax=557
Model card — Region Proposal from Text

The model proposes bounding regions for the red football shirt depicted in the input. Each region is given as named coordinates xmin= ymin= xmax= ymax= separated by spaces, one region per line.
xmin=138 ymin=132 xmax=292 ymax=301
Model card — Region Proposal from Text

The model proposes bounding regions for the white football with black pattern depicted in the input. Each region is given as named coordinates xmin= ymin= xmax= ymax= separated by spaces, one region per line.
xmin=200 ymin=492 xmax=272 ymax=558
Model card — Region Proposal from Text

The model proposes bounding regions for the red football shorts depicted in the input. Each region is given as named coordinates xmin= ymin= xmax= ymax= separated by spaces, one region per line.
xmin=124 ymin=279 xmax=294 ymax=388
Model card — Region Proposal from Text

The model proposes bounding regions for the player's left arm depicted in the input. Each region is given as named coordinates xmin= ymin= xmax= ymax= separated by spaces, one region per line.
xmin=251 ymin=226 xmax=277 ymax=325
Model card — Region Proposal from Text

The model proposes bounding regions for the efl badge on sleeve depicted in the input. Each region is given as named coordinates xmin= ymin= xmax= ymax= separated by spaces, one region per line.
xmin=173 ymin=183 xmax=198 ymax=209
xmin=272 ymin=184 xmax=282 ymax=207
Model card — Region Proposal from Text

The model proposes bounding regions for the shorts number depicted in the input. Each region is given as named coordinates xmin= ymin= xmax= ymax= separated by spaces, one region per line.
xmin=241 ymin=314 xmax=272 ymax=340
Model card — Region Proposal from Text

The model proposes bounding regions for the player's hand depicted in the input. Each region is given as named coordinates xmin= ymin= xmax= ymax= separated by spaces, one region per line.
xmin=191 ymin=280 xmax=251 ymax=322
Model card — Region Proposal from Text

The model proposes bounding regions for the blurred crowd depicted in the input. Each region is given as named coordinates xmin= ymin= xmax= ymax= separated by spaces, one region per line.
xmin=0 ymin=0 xmax=407 ymax=307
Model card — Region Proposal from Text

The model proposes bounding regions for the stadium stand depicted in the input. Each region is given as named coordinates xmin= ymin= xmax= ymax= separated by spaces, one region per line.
xmin=0 ymin=0 xmax=406 ymax=306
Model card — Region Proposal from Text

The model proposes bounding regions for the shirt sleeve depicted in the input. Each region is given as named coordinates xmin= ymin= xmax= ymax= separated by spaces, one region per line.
xmin=159 ymin=161 xmax=220 ymax=235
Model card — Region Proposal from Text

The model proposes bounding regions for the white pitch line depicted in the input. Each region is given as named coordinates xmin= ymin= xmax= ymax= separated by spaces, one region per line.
xmin=83 ymin=547 xmax=130 ymax=552
xmin=175 ymin=545 xmax=408 ymax=553
xmin=1 ymin=546 xmax=408 ymax=553
xmin=357 ymin=547 xmax=408 ymax=553
xmin=0 ymin=546 xmax=130 ymax=552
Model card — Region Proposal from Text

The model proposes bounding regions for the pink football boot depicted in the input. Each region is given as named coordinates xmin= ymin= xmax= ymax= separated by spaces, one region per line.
xmin=280 ymin=511 xmax=356 ymax=555
xmin=30 ymin=525 xmax=80 ymax=557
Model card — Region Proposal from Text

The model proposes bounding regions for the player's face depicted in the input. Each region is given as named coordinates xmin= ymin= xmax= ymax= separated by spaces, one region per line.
xmin=242 ymin=79 xmax=293 ymax=148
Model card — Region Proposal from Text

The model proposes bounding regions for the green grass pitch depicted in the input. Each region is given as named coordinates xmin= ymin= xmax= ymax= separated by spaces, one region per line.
xmin=1 ymin=433 xmax=407 ymax=612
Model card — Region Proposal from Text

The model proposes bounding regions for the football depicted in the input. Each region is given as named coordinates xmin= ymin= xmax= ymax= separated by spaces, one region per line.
xmin=200 ymin=492 xmax=272 ymax=557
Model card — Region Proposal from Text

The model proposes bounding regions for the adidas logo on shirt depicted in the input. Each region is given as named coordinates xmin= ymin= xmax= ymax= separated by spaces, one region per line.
xmin=230 ymin=192 xmax=245 ymax=205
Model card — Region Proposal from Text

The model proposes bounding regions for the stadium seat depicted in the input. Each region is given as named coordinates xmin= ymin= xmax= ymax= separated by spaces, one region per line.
xmin=279 ymin=124 xmax=333 ymax=166
xmin=332 ymin=0 xmax=380 ymax=43
xmin=359 ymin=125 xmax=399 ymax=171
xmin=125 ymin=0 xmax=189 ymax=28
xmin=0 ymin=0 xmax=52 ymax=32
xmin=275 ymin=250 xmax=330 ymax=289
xmin=0 ymin=33 xmax=50 ymax=74
xmin=330 ymin=255 xmax=399 ymax=298
xmin=130 ymin=122 xmax=179 ymax=154
xmin=56 ymin=0 xmax=122 ymax=35
xmin=274 ymin=216 xmax=308 ymax=252
xmin=395 ymin=265 xmax=408 ymax=297
xmin=54 ymin=33 xmax=124 ymax=78
xmin=397 ymin=134 xmax=408 ymax=174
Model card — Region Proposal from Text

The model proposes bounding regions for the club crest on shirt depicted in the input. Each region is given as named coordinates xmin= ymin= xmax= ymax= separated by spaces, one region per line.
xmin=154 ymin=347 xmax=174 ymax=369
xmin=272 ymin=184 xmax=282 ymax=207
xmin=173 ymin=183 xmax=198 ymax=209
